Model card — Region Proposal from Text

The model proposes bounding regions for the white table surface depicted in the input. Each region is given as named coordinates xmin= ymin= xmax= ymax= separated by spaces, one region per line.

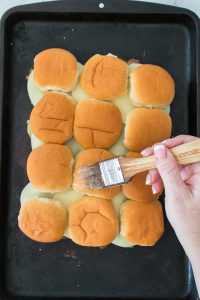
xmin=0 ymin=0 xmax=200 ymax=20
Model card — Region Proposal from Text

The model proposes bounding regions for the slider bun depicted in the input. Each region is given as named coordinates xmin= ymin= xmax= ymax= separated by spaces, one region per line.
xmin=122 ymin=152 xmax=163 ymax=202
xmin=130 ymin=64 xmax=175 ymax=107
xmin=121 ymin=200 xmax=164 ymax=246
xmin=18 ymin=197 xmax=67 ymax=243
xmin=69 ymin=196 xmax=119 ymax=246
xmin=73 ymin=148 xmax=120 ymax=199
xmin=80 ymin=54 xmax=128 ymax=100
xmin=74 ymin=99 xmax=122 ymax=148
xmin=30 ymin=92 xmax=75 ymax=144
xmin=124 ymin=108 xmax=172 ymax=151
xmin=27 ymin=144 xmax=73 ymax=192
xmin=34 ymin=48 xmax=78 ymax=92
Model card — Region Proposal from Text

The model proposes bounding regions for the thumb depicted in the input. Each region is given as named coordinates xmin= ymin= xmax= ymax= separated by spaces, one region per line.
xmin=153 ymin=144 xmax=185 ymax=194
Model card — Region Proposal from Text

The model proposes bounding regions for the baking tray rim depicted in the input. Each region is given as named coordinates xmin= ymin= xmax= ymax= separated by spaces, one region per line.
xmin=0 ymin=1 xmax=199 ymax=300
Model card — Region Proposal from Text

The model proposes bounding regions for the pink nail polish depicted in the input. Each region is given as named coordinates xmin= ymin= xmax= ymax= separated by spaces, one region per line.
xmin=145 ymin=174 xmax=151 ymax=185
xmin=140 ymin=150 xmax=146 ymax=156
xmin=152 ymin=185 xmax=157 ymax=195
xmin=154 ymin=144 xmax=167 ymax=159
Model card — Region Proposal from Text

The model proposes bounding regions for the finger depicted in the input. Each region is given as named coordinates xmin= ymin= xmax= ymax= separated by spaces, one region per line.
xmin=146 ymin=169 xmax=161 ymax=185
xmin=162 ymin=135 xmax=198 ymax=149
xmin=179 ymin=164 xmax=200 ymax=182
xmin=141 ymin=142 xmax=165 ymax=157
xmin=152 ymin=179 xmax=163 ymax=194
xmin=180 ymin=165 xmax=193 ymax=181
xmin=141 ymin=135 xmax=198 ymax=157
xmin=187 ymin=162 xmax=200 ymax=175
xmin=153 ymin=144 xmax=188 ymax=195
xmin=141 ymin=147 xmax=153 ymax=157
xmin=187 ymin=176 xmax=200 ymax=187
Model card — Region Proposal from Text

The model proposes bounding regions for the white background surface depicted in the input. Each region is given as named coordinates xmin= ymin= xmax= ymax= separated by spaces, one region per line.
xmin=0 ymin=0 xmax=200 ymax=20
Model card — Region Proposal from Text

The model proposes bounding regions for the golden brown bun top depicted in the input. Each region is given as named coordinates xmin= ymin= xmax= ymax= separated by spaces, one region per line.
xmin=122 ymin=152 xmax=163 ymax=202
xmin=73 ymin=148 xmax=120 ymax=199
xmin=18 ymin=198 xmax=67 ymax=243
xmin=69 ymin=196 xmax=119 ymax=246
xmin=30 ymin=92 xmax=75 ymax=144
xmin=34 ymin=48 xmax=78 ymax=91
xmin=121 ymin=200 xmax=164 ymax=246
xmin=130 ymin=64 xmax=175 ymax=106
xmin=124 ymin=108 xmax=172 ymax=152
xmin=74 ymin=99 xmax=122 ymax=149
xmin=27 ymin=144 xmax=73 ymax=191
xmin=80 ymin=54 xmax=128 ymax=100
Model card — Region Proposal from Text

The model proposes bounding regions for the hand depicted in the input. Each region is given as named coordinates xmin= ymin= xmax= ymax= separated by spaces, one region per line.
xmin=141 ymin=135 xmax=200 ymax=295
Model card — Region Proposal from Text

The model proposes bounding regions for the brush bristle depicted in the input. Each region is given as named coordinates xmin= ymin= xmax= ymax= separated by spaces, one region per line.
xmin=77 ymin=163 xmax=106 ymax=189
xmin=77 ymin=156 xmax=129 ymax=189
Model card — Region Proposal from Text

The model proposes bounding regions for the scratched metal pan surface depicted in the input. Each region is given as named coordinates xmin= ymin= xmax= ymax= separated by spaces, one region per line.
xmin=0 ymin=0 xmax=199 ymax=299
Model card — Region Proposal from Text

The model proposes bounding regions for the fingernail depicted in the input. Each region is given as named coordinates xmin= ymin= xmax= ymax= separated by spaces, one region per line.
xmin=154 ymin=144 xmax=167 ymax=159
xmin=145 ymin=174 xmax=151 ymax=185
xmin=162 ymin=140 xmax=167 ymax=144
xmin=180 ymin=169 xmax=188 ymax=181
xmin=152 ymin=184 xmax=157 ymax=195
xmin=141 ymin=150 xmax=146 ymax=156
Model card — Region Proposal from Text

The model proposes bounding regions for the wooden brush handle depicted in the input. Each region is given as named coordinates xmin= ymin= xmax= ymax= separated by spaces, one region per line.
xmin=126 ymin=139 xmax=200 ymax=177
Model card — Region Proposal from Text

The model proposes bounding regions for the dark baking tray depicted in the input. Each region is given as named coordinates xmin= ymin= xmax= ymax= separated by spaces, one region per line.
xmin=0 ymin=0 xmax=199 ymax=299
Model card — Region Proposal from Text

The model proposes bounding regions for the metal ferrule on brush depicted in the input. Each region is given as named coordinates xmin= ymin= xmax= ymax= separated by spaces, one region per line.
xmin=99 ymin=157 xmax=125 ymax=187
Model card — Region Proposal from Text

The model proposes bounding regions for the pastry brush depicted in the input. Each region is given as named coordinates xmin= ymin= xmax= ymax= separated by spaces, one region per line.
xmin=77 ymin=139 xmax=200 ymax=189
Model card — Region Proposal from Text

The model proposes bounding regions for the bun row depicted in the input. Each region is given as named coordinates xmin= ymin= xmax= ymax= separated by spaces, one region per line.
xmin=26 ymin=145 xmax=162 ymax=203
xmin=31 ymin=48 xmax=174 ymax=106
xmin=19 ymin=195 xmax=164 ymax=247
xmin=29 ymin=94 xmax=172 ymax=152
